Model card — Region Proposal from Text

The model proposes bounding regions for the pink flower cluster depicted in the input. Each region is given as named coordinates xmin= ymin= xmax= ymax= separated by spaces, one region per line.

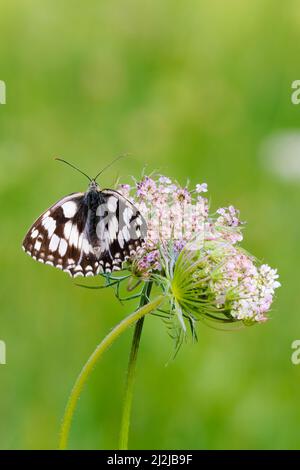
xmin=210 ymin=247 xmax=280 ymax=322
xmin=119 ymin=175 xmax=210 ymax=269
xmin=118 ymin=175 xmax=240 ymax=271
xmin=117 ymin=175 xmax=280 ymax=324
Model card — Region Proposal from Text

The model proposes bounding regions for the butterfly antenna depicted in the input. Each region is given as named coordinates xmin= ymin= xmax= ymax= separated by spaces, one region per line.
xmin=55 ymin=158 xmax=92 ymax=182
xmin=93 ymin=154 xmax=128 ymax=182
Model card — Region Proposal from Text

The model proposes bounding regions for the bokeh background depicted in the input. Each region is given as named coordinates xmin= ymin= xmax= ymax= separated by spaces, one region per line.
xmin=0 ymin=0 xmax=300 ymax=450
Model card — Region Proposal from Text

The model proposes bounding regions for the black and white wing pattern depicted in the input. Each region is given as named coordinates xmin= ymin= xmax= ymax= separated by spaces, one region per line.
xmin=90 ymin=188 xmax=147 ymax=274
xmin=22 ymin=188 xmax=146 ymax=277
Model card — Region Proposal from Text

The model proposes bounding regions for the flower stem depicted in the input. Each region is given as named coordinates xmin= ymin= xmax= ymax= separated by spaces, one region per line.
xmin=59 ymin=292 xmax=163 ymax=450
xmin=119 ymin=281 xmax=153 ymax=450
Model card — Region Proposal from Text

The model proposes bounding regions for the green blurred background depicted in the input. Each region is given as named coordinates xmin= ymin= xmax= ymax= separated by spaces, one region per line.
xmin=0 ymin=0 xmax=300 ymax=449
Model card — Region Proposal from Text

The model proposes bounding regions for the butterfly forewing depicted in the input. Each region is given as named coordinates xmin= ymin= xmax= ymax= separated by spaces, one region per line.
xmin=22 ymin=187 xmax=146 ymax=277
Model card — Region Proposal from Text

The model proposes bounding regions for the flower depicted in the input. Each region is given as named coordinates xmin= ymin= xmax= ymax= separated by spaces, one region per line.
xmin=175 ymin=187 xmax=192 ymax=204
xmin=196 ymin=183 xmax=208 ymax=193
xmin=159 ymin=176 xmax=172 ymax=184
xmin=216 ymin=205 xmax=241 ymax=227
xmin=136 ymin=176 xmax=157 ymax=199
xmin=116 ymin=174 xmax=280 ymax=344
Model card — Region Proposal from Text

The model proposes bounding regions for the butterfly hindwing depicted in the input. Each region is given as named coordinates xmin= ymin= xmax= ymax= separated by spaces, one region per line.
xmin=97 ymin=189 xmax=146 ymax=270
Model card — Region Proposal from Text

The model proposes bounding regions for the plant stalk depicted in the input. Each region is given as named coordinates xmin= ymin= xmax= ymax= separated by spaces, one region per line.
xmin=59 ymin=291 xmax=162 ymax=450
xmin=119 ymin=281 xmax=153 ymax=450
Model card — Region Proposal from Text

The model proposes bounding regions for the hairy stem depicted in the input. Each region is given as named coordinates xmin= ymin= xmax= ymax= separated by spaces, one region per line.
xmin=59 ymin=292 xmax=163 ymax=450
xmin=119 ymin=281 xmax=153 ymax=450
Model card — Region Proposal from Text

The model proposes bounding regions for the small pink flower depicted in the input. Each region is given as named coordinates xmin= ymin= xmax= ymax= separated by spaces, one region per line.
xmin=175 ymin=188 xmax=191 ymax=204
xmin=136 ymin=177 xmax=157 ymax=199
xmin=216 ymin=206 xmax=241 ymax=227
xmin=196 ymin=183 xmax=208 ymax=193
xmin=159 ymin=176 xmax=172 ymax=184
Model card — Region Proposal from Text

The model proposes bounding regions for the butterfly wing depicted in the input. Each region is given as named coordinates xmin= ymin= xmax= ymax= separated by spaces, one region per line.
xmin=22 ymin=192 xmax=99 ymax=277
xmin=95 ymin=189 xmax=147 ymax=272
xmin=22 ymin=189 xmax=147 ymax=277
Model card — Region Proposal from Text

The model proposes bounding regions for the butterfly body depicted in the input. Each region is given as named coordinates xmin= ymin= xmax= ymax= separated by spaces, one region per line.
xmin=22 ymin=180 xmax=146 ymax=278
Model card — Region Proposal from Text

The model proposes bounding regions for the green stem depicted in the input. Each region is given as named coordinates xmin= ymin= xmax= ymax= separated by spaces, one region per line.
xmin=59 ymin=292 xmax=163 ymax=450
xmin=119 ymin=281 xmax=153 ymax=450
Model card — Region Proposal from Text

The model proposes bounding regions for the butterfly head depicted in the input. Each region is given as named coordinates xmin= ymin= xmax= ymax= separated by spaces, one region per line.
xmin=88 ymin=179 xmax=100 ymax=191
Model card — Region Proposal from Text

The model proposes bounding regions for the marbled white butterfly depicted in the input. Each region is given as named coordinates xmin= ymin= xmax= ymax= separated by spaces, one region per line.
xmin=22 ymin=158 xmax=147 ymax=277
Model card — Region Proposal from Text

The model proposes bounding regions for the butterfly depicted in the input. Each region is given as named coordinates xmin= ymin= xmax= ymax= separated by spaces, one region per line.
xmin=22 ymin=158 xmax=147 ymax=278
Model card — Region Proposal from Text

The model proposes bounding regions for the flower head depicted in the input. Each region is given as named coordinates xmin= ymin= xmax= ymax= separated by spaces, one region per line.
xmin=116 ymin=174 xmax=280 ymax=347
